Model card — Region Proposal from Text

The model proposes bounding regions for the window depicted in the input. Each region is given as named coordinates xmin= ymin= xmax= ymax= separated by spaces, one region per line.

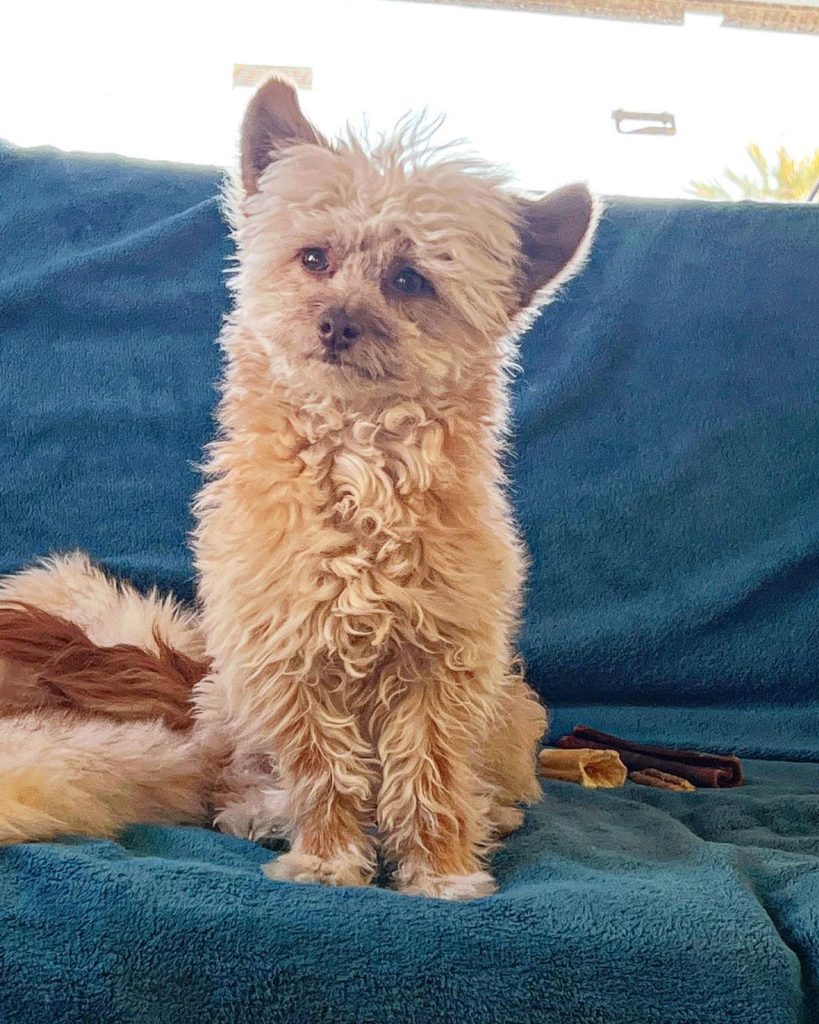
xmin=3 ymin=0 xmax=816 ymax=199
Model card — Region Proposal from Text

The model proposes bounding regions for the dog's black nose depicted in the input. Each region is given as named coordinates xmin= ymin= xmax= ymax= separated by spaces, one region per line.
xmin=318 ymin=307 xmax=360 ymax=353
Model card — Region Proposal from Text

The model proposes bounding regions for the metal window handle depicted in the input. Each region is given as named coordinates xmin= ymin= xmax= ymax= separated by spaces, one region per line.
xmin=612 ymin=110 xmax=676 ymax=136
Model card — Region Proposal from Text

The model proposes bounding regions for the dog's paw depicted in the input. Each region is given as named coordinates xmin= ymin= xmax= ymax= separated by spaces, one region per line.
xmin=214 ymin=787 xmax=288 ymax=843
xmin=397 ymin=869 xmax=497 ymax=901
xmin=262 ymin=850 xmax=370 ymax=888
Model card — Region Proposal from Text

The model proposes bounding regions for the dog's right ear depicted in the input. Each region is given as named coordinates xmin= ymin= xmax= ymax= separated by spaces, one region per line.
xmin=240 ymin=78 xmax=327 ymax=195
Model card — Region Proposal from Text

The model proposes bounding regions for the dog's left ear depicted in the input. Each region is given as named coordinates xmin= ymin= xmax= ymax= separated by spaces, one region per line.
xmin=515 ymin=184 xmax=596 ymax=310
xmin=240 ymin=77 xmax=327 ymax=195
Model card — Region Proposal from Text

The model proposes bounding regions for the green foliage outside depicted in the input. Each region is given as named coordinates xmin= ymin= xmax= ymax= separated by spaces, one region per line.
xmin=687 ymin=144 xmax=819 ymax=201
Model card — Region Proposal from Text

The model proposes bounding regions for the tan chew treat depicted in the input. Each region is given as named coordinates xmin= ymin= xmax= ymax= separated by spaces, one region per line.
xmin=539 ymin=747 xmax=627 ymax=789
xmin=629 ymin=768 xmax=696 ymax=792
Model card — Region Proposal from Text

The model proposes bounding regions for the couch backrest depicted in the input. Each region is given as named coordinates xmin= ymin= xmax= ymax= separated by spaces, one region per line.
xmin=1 ymin=142 xmax=817 ymax=755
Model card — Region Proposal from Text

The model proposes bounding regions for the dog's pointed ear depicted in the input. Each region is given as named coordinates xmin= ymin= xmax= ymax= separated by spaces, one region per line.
xmin=515 ymin=184 xmax=596 ymax=309
xmin=240 ymin=77 xmax=327 ymax=195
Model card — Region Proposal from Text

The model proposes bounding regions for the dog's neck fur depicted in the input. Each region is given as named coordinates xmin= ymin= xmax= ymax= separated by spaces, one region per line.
xmin=215 ymin=323 xmax=510 ymax=487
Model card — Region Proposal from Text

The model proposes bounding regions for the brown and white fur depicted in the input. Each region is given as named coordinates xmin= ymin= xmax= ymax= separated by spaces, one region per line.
xmin=0 ymin=553 xmax=208 ymax=843
xmin=0 ymin=79 xmax=597 ymax=899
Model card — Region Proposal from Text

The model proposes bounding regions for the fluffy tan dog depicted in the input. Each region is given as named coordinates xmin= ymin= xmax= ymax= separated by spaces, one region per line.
xmin=192 ymin=80 xmax=595 ymax=899
xmin=0 ymin=79 xmax=597 ymax=899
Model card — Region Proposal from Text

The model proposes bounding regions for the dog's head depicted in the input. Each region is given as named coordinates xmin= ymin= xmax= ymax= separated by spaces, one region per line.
xmin=228 ymin=78 xmax=596 ymax=405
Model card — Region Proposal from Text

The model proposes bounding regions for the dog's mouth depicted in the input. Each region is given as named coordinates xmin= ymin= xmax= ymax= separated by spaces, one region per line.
xmin=312 ymin=351 xmax=390 ymax=383
xmin=320 ymin=351 xmax=364 ymax=375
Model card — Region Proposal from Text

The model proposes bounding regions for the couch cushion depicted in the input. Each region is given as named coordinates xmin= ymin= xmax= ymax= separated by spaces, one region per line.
xmin=1 ymin=760 xmax=817 ymax=1024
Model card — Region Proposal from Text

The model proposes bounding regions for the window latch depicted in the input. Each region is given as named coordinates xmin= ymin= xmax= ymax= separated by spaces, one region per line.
xmin=612 ymin=110 xmax=676 ymax=136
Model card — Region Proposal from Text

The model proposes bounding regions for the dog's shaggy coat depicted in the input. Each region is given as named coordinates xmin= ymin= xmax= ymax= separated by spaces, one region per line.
xmin=0 ymin=79 xmax=597 ymax=898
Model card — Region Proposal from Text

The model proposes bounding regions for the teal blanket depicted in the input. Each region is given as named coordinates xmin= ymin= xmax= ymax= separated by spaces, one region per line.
xmin=2 ymin=762 xmax=818 ymax=1023
xmin=1 ymin=140 xmax=817 ymax=1022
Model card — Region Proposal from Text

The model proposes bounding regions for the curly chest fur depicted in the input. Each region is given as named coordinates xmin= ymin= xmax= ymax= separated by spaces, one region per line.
xmin=196 ymin=401 xmax=520 ymax=688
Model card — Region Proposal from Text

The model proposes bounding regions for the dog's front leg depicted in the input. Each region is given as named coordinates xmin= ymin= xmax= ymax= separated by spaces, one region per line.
xmin=376 ymin=676 xmax=496 ymax=900
xmin=260 ymin=677 xmax=376 ymax=888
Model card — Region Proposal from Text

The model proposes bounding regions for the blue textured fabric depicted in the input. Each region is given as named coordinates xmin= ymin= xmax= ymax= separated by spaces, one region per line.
xmin=1 ymin=761 xmax=818 ymax=1024
xmin=0 ymin=141 xmax=227 ymax=600
xmin=1 ymin=141 xmax=818 ymax=1023
xmin=513 ymin=197 xmax=819 ymax=761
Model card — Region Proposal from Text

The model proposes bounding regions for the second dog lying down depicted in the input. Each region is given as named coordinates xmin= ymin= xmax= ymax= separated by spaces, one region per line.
xmin=0 ymin=78 xmax=597 ymax=898
xmin=0 ymin=554 xmax=208 ymax=845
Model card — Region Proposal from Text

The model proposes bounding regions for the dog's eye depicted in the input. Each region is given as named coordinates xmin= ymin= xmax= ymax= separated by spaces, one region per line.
xmin=392 ymin=267 xmax=431 ymax=296
xmin=301 ymin=248 xmax=330 ymax=273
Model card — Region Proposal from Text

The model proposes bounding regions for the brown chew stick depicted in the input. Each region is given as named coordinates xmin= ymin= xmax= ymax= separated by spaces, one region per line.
xmin=557 ymin=725 xmax=743 ymax=788
xmin=629 ymin=768 xmax=695 ymax=792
